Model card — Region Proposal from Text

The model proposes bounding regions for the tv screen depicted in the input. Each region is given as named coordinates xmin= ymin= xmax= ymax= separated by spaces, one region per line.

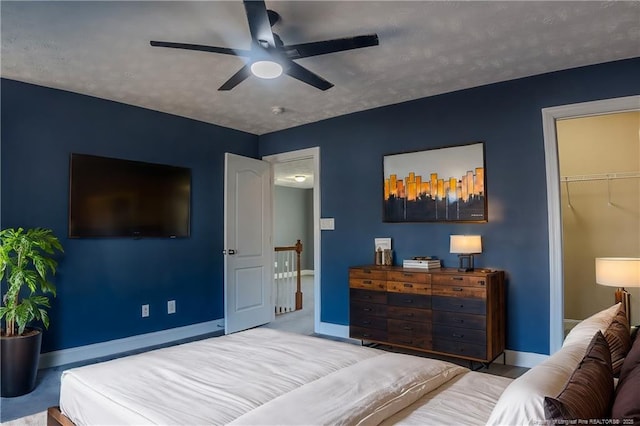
xmin=69 ymin=154 xmax=191 ymax=238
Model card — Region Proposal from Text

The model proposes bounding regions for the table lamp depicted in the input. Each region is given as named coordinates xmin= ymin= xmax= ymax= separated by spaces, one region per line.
xmin=595 ymin=257 xmax=640 ymax=324
xmin=450 ymin=235 xmax=482 ymax=272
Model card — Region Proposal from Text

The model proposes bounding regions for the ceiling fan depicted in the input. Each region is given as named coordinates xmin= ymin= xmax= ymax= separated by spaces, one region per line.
xmin=150 ymin=0 xmax=379 ymax=91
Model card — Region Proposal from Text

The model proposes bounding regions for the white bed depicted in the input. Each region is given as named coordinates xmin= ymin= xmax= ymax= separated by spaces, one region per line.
xmin=53 ymin=303 xmax=630 ymax=426
xmin=58 ymin=328 xmax=502 ymax=425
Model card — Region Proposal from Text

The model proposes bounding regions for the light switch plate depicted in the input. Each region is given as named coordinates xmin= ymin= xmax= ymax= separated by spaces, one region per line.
xmin=320 ymin=218 xmax=335 ymax=230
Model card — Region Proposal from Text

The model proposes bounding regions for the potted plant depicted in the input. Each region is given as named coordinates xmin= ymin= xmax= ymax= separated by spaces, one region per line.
xmin=0 ymin=227 xmax=63 ymax=397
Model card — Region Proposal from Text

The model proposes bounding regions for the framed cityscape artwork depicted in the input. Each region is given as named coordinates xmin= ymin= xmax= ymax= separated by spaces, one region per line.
xmin=383 ymin=142 xmax=487 ymax=223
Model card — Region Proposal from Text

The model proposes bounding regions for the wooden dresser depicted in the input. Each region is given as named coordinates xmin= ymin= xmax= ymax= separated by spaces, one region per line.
xmin=349 ymin=266 xmax=505 ymax=364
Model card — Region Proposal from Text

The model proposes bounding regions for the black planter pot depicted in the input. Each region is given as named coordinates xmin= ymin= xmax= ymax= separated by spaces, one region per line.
xmin=0 ymin=328 xmax=42 ymax=397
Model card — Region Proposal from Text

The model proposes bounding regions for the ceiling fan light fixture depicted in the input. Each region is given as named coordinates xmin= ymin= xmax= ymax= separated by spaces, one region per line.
xmin=294 ymin=175 xmax=307 ymax=182
xmin=250 ymin=60 xmax=283 ymax=79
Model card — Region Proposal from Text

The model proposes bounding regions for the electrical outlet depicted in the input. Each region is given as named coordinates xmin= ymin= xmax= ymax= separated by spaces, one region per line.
xmin=167 ymin=300 xmax=176 ymax=314
xmin=141 ymin=304 xmax=150 ymax=318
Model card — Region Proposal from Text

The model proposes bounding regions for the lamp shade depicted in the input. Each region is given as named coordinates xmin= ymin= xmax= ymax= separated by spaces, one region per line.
xmin=450 ymin=235 xmax=482 ymax=254
xmin=595 ymin=257 xmax=640 ymax=288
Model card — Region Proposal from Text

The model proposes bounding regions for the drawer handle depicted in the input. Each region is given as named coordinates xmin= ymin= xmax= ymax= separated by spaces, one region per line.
xmin=363 ymin=333 xmax=371 ymax=338
xmin=363 ymin=320 xmax=371 ymax=325
xmin=364 ymin=294 xmax=372 ymax=299
xmin=363 ymin=280 xmax=372 ymax=285
xmin=405 ymin=313 xmax=414 ymax=318
xmin=452 ymin=333 xmax=464 ymax=338
xmin=403 ymin=283 xmax=413 ymax=288
xmin=455 ymin=318 xmax=465 ymax=323
xmin=459 ymin=304 xmax=465 ymax=308
xmin=402 ymin=273 xmax=413 ymax=277
xmin=363 ymin=269 xmax=372 ymax=274
xmin=452 ymin=277 xmax=464 ymax=281
xmin=478 ymin=280 xmax=485 ymax=286
xmin=403 ymin=299 xmax=414 ymax=304
xmin=453 ymin=287 xmax=463 ymax=291
xmin=363 ymin=308 xmax=372 ymax=312
xmin=403 ymin=326 xmax=414 ymax=331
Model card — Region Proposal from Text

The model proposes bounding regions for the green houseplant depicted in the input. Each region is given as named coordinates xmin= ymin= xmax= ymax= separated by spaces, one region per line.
xmin=0 ymin=227 xmax=63 ymax=397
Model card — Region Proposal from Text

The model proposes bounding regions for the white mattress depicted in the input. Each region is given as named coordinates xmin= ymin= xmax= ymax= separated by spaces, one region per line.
xmin=60 ymin=328 xmax=472 ymax=425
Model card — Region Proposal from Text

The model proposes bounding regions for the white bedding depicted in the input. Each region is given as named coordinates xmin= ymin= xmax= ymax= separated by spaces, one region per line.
xmin=381 ymin=371 xmax=512 ymax=425
xmin=60 ymin=328 xmax=501 ymax=425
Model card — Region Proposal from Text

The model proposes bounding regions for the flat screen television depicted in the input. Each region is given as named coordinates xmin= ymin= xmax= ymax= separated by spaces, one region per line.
xmin=69 ymin=153 xmax=191 ymax=238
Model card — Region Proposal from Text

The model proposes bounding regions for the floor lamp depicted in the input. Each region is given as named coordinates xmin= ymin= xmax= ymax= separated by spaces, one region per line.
xmin=595 ymin=257 xmax=640 ymax=324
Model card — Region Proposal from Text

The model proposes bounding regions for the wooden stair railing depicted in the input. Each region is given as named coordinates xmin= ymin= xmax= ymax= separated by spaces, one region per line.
xmin=274 ymin=240 xmax=303 ymax=313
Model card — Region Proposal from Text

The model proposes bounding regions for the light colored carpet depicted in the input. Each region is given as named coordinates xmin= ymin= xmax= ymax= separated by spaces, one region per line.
xmin=1 ymin=411 xmax=45 ymax=426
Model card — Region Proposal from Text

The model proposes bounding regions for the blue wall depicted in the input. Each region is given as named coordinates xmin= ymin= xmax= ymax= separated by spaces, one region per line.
xmin=1 ymin=79 xmax=258 ymax=352
xmin=259 ymin=58 xmax=640 ymax=355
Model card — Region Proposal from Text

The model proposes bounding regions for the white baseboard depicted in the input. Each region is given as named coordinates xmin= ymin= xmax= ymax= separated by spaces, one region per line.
xmin=315 ymin=321 xmax=349 ymax=338
xmin=39 ymin=318 xmax=225 ymax=369
xmin=503 ymin=349 xmax=548 ymax=368
xmin=301 ymin=270 xmax=314 ymax=276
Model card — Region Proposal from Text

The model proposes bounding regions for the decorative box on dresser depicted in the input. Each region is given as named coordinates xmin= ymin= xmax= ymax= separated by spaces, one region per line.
xmin=349 ymin=266 xmax=505 ymax=365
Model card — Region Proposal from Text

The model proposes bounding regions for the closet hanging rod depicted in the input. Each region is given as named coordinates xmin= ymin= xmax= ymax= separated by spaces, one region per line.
xmin=561 ymin=171 xmax=640 ymax=183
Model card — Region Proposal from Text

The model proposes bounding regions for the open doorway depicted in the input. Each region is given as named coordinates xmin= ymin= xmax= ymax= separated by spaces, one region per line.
xmin=542 ymin=95 xmax=640 ymax=354
xmin=263 ymin=148 xmax=320 ymax=336
xmin=557 ymin=112 xmax=640 ymax=337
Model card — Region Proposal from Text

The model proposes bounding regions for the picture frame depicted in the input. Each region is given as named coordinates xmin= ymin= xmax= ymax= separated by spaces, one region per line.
xmin=383 ymin=142 xmax=487 ymax=223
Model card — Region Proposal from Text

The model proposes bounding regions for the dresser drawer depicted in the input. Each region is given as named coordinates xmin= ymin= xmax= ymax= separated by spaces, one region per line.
xmin=432 ymin=275 xmax=488 ymax=288
xmin=433 ymin=325 xmax=486 ymax=346
xmin=350 ymin=326 xmax=387 ymax=342
xmin=388 ymin=319 xmax=431 ymax=336
xmin=350 ymin=268 xmax=387 ymax=280
xmin=432 ymin=285 xmax=485 ymax=299
xmin=388 ymin=306 xmax=431 ymax=322
xmin=388 ymin=334 xmax=432 ymax=350
xmin=387 ymin=271 xmax=430 ymax=284
xmin=432 ymin=296 xmax=485 ymax=315
xmin=387 ymin=281 xmax=431 ymax=295
xmin=350 ymin=314 xmax=387 ymax=330
xmin=350 ymin=278 xmax=386 ymax=291
xmin=433 ymin=339 xmax=486 ymax=360
xmin=351 ymin=301 xmax=387 ymax=317
xmin=350 ymin=288 xmax=388 ymax=304
xmin=388 ymin=292 xmax=431 ymax=309
xmin=432 ymin=311 xmax=486 ymax=330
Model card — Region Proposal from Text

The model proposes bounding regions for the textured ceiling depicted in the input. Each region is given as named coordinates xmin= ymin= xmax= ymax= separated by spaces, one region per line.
xmin=2 ymin=1 xmax=639 ymax=135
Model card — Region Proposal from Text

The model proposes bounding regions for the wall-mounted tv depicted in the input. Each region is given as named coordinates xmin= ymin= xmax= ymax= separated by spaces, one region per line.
xmin=69 ymin=153 xmax=191 ymax=238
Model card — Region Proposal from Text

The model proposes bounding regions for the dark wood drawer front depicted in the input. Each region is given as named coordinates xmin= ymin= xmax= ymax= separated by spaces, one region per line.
xmin=388 ymin=334 xmax=432 ymax=350
xmin=388 ymin=306 xmax=431 ymax=322
xmin=433 ymin=340 xmax=486 ymax=360
xmin=432 ymin=311 xmax=486 ymax=330
xmin=350 ymin=314 xmax=387 ymax=330
xmin=387 ymin=281 xmax=431 ymax=295
xmin=388 ymin=292 xmax=431 ymax=309
xmin=350 ymin=278 xmax=386 ymax=291
xmin=388 ymin=319 xmax=431 ymax=336
xmin=350 ymin=268 xmax=386 ymax=280
xmin=387 ymin=271 xmax=430 ymax=284
xmin=351 ymin=301 xmax=387 ymax=317
xmin=350 ymin=326 xmax=387 ymax=342
xmin=432 ymin=275 xmax=488 ymax=288
xmin=432 ymin=285 xmax=485 ymax=299
xmin=433 ymin=325 xmax=486 ymax=346
xmin=350 ymin=288 xmax=387 ymax=304
xmin=432 ymin=296 xmax=485 ymax=315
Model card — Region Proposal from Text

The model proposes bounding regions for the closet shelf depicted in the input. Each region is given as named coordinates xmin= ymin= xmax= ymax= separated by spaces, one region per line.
xmin=561 ymin=171 xmax=640 ymax=182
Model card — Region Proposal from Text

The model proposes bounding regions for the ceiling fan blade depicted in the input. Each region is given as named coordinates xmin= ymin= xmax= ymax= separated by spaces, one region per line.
xmin=218 ymin=65 xmax=252 ymax=91
xmin=283 ymin=34 xmax=379 ymax=59
xmin=243 ymin=0 xmax=275 ymax=48
xmin=284 ymin=61 xmax=333 ymax=91
xmin=150 ymin=41 xmax=251 ymax=57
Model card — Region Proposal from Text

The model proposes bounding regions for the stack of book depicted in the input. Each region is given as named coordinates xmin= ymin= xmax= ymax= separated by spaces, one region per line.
xmin=402 ymin=257 xmax=441 ymax=269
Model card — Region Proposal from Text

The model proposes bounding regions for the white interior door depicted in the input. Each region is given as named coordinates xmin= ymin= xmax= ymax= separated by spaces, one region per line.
xmin=224 ymin=153 xmax=274 ymax=334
